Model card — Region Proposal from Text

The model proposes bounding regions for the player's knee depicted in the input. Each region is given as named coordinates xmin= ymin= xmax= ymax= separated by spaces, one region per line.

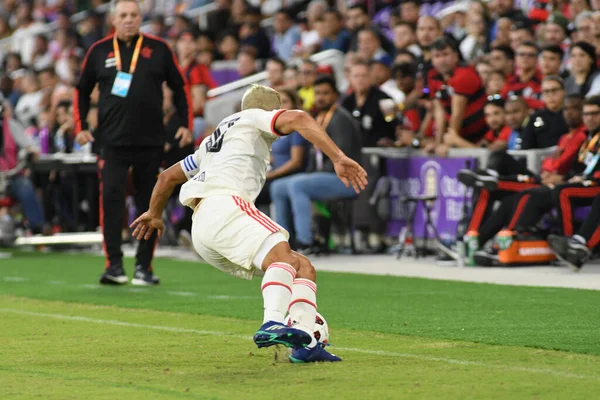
xmin=294 ymin=252 xmax=316 ymax=282
xmin=262 ymin=241 xmax=301 ymax=272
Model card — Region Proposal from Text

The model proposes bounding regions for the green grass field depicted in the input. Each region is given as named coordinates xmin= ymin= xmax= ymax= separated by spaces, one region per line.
xmin=1 ymin=252 xmax=600 ymax=399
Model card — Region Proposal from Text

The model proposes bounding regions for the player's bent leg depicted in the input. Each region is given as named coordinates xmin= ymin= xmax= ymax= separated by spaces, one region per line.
xmin=286 ymin=251 xmax=342 ymax=362
xmin=252 ymin=234 xmax=312 ymax=350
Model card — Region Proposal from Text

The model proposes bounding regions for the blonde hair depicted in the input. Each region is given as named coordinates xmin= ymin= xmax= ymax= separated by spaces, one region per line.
xmin=241 ymin=84 xmax=281 ymax=111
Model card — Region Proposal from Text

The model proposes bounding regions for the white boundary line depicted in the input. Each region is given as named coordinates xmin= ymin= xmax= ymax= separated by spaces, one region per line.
xmin=0 ymin=307 xmax=598 ymax=381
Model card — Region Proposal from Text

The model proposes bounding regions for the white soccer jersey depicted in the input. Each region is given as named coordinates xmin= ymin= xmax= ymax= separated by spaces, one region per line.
xmin=179 ymin=108 xmax=287 ymax=207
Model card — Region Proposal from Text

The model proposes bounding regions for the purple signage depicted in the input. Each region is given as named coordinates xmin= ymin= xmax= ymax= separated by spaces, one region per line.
xmin=386 ymin=157 xmax=476 ymax=240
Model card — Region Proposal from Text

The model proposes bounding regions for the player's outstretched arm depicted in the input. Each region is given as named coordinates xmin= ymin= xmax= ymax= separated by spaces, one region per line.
xmin=274 ymin=110 xmax=368 ymax=193
xmin=130 ymin=163 xmax=188 ymax=240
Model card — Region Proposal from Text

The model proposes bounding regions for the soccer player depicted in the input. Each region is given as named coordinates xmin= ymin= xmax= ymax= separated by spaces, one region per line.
xmin=130 ymin=85 xmax=368 ymax=363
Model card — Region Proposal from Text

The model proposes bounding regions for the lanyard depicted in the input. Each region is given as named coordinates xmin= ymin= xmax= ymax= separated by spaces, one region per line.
xmin=579 ymin=132 xmax=600 ymax=162
xmin=316 ymin=104 xmax=336 ymax=130
xmin=113 ymin=34 xmax=143 ymax=74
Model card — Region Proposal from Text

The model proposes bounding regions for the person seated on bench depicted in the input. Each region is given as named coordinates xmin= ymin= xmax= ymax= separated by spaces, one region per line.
xmin=548 ymin=194 xmax=600 ymax=271
xmin=0 ymin=101 xmax=49 ymax=235
xmin=457 ymin=95 xmax=594 ymax=265
xmin=270 ymin=75 xmax=362 ymax=253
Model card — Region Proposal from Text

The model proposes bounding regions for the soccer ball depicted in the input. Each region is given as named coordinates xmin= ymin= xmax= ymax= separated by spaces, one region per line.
xmin=285 ymin=312 xmax=329 ymax=346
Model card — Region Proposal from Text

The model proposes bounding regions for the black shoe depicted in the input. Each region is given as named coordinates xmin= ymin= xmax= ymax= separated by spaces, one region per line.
xmin=547 ymin=235 xmax=589 ymax=271
xmin=457 ymin=169 xmax=498 ymax=191
xmin=99 ymin=264 xmax=128 ymax=285
xmin=132 ymin=267 xmax=160 ymax=286
xmin=473 ymin=249 xmax=500 ymax=267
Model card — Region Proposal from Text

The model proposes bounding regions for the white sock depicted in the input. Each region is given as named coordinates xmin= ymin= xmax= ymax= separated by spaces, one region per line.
xmin=261 ymin=262 xmax=296 ymax=324
xmin=288 ymin=278 xmax=318 ymax=348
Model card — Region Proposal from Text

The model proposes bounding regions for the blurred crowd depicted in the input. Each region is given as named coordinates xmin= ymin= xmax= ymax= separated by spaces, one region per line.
xmin=3 ymin=0 xmax=600 ymax=256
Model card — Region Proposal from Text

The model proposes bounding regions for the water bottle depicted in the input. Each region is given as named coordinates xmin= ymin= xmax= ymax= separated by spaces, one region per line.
xmin=39 ymin=127 xmax=50 ymax=154
xmin=54 ymin=130 xmax=66 ymax=153
xmin=464 ymin=231 xmax=479 ymax=266
xmin=456 ymin=239 xmax=465 ymax=268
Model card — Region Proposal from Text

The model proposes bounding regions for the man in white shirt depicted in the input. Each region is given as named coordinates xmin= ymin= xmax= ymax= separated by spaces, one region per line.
xmin=130 ymin=85 xmax=367 ymax=363
xmin=11 ymin=3 xmax=45 ymax=66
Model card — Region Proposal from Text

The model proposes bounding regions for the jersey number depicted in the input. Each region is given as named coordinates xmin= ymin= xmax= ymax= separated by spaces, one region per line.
xmin=205 ymin=117 xmax=240 ymax=153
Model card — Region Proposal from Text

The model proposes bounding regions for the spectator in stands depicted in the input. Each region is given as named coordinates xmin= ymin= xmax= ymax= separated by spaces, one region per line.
xmin=217 ymin=30 xmax=239 ymax=61
xmin=504 ymin=96 xmax=530 ymax=150
xmin=457 ymin=94 xmax=587 ymax=265
xmin=400 ymin=0 xmax=421 ymax=27
xmin=10 ymin=1 xmax=45 ymax=66
xmin=544 ymin=13 xmax=569 ymax=47
xmin=540 ymin=45 xmax=565 ymax=79
xmin=509 ymin=20 xmax=535 ymax=52
xmin=31 ymin=34 xmax=53 ymax=71
xmin=270 ymin=75 xmax=361 ymax=253
xmin=15 ymin=70 xmax=43 ymax=128
xmin=272 ymin=9 xmax=301 ymax=61
xmin=320 ymin=9 xmax=350 ymax=53
xmin=266 ymin=57 xmax=285 ymax=89
xmin=371 ymin=59 xmax=404 ymax=105
xmin=393 ymin=48 xmax=417 ymax=66
xmin=548 ymin=193 xmax=600 ymax=270
xmin=255 ymin=89 xmax=308 ymax=207
xmin=486 ymin=70 xmax=506 ymax=95
xmin=356 ymin=28 xmax=392 ymax=66
xmin=346 ymin=5 xmax=393 ymax=55
xmin=460 ymin=8 xmax=488 ymax=62
xmin=176 ymin=31 xmax=217 ymax=119
xmin=148 ymin=14 xmax=167 ymax=39
xmin=475 ymin=59 xmax=493 ymax=86
xmin=572 ymin=11 xmax=595 ymax=46
xmin=236 ymin=48 xmax=258 ymax=78
xmin=341 ymin=60 xmax=396 ymax=147
xmin=488 ymin=45 xmax=515 ymax=78
xmin=520 ymin=75 xmax=569 ymax=149
xmin=392 ymin=22 xmax=421 ymax=58
xmin=3 ymin=53 xmax=22 ymax=77
xmin=282 ymin=65 xmax=299 ymax=91
xmin=79 ymin=9 xmax=105 ymax=50
xmin=207 ymin=0 xmax=231 ymax=36
xmin=239 ymin=6 xmax=271 ymax=59
xmin=443 ymin=95 xmax=511 ymax=151
xmin=297 ymin=59 xmax=317 ymax=112
xmin=565 ymin=42 xmax=600 ymax=97
xmin=415 ymin=16 xmax=442 ymax=80
xmin=0 ymin=102 xmax=47 ymax=235
xmin=425 ymin=36 xmax=487 ymax=156
xmin=501 ymin=41 xmax=544 ymax=109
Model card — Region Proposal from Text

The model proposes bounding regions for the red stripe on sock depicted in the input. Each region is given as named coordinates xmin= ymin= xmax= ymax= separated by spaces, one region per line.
xmin=269 ymin=263 xmax=297 ymax=278
xmin=261 ymin=281 xmax=292 ymax=293
xmin=294 ymin=278 xmax=317 ymax=292
xmin=289 ymin=298 xmax=317 ymax=310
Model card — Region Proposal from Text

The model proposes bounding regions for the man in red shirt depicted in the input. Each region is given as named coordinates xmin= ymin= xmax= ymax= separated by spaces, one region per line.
xmin=501 ymin=41 xmax=545 ymax=109
xmin=425 ymin=36 xmax=487 ymax=156
xmin=443 ymin=95 xmax=511 ymax=151
xmin=175 ymin=31 xmax=217 ymax=118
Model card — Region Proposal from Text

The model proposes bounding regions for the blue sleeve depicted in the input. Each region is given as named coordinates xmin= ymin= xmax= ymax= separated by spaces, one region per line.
xmin=290 ymin=131 xmax=308 ymax=147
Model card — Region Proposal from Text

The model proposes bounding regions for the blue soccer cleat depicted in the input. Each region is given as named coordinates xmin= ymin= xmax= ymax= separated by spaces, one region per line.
xmin=253 ymin=321 xmax=312 ymax=349
xmin=289 ymin=344 xmax=342 ymax=363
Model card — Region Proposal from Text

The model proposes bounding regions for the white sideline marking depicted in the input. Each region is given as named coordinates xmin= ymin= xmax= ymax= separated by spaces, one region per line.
xmin=167 ymin=291 xmax=196 ymax=297
xmin=126 ymin=288 xmax=149 ymax=293
xmin=0 ymin=307 xmax=597 ymax=381
xmin=207 ymin=295 xmax=258 ymax=300
xmin=3 ymin=276 xmax=28 ymax=282
xmin=79 ymin=284 xmax=102 ymax=289
xmin=46 ymin=280 xmax=65 ymax=285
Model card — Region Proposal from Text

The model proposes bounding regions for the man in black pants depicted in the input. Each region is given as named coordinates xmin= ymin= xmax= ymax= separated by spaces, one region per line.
xmin=548 ymin=194 xmax=600 ymax=270
xmin=74 ymin=0 xmax=192 ymax=285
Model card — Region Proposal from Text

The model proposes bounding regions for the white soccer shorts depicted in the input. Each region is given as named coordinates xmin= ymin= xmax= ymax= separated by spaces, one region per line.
xmin=191 ymin=195 xmax=289 ymax=280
